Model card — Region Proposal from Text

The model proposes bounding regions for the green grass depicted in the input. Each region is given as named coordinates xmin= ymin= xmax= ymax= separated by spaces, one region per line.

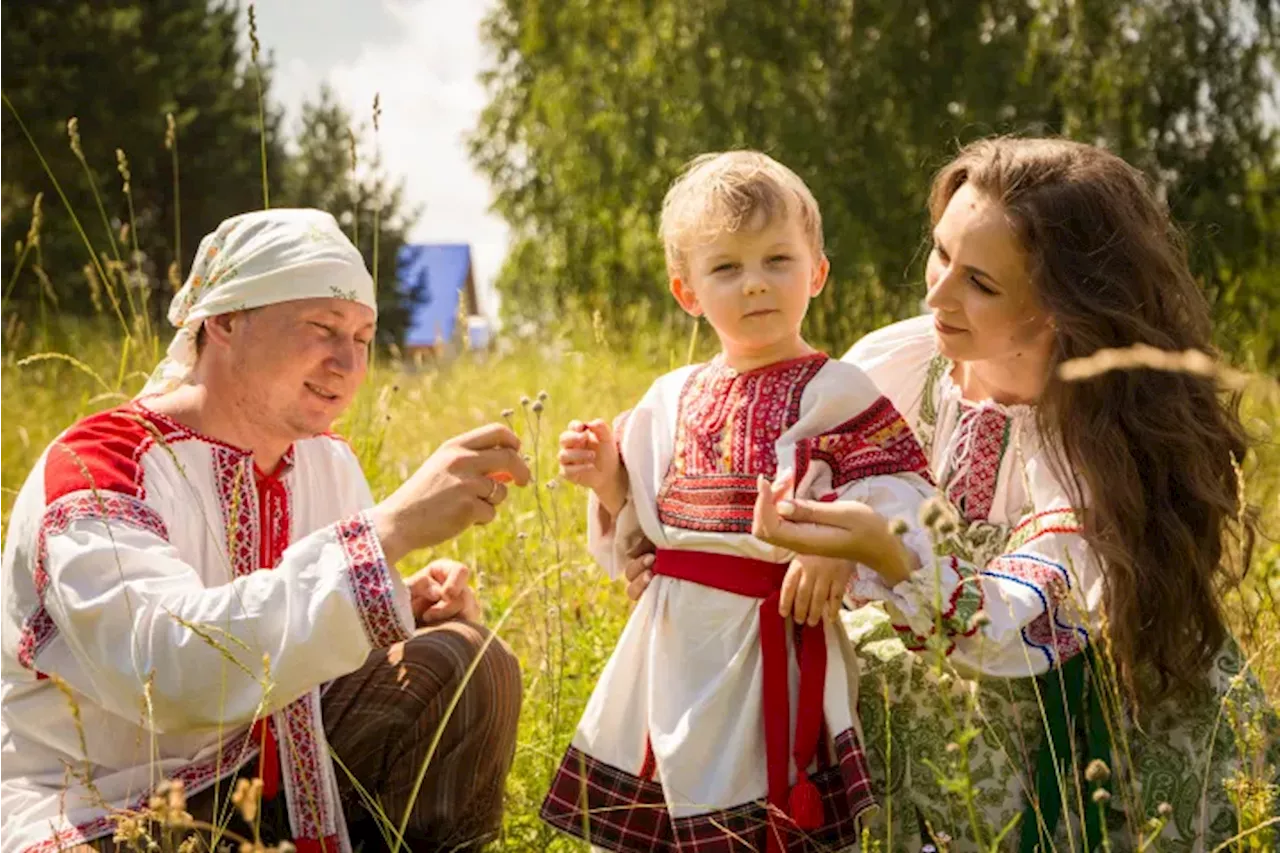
xmin=3 ymin=310 xmax=1278 ymax=851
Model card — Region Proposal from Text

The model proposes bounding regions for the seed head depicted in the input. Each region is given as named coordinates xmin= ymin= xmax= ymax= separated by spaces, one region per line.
xmin=520 ymin=395 xmax=531 ymax=407
xmin=231 ymin=776 xmax=263 ymax=823
xmin=1091 ymin=788 xmax=1111 ymax=804
xmin=889 ymin=517 xmax=910 ymax=537
xmin=1085 ymin=758 xmax=1111 ymax=782
xmin=532 ymin=400 xmax=544 ymax=414
xmin=918 ymin=496 xmax=945 ymax=530
xmin=500 ymin=408 xmax=515 ymax=419
xmin=26 ymin=192 xmax=43 ymax=247
xmin=1157 ymin=802 xmax=1172 ymax=818
xmin=537 ymin=390 xmax=549 ymax=402
xmin=247 ymin=4 xmax=261 ymax=62
xmin=67 ymin=117 xmax=84 ymax=160
xmin=115 ymin=148 xmax=132 ymax=194
xmin=164 ymin=113 xmax=177 ymax=151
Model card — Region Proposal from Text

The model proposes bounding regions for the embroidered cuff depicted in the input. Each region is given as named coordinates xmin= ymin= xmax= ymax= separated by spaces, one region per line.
xmin=876 ymin=553 xmax=986 ymax=645
xmin=335 ymin=512 xmax=413 ymax=649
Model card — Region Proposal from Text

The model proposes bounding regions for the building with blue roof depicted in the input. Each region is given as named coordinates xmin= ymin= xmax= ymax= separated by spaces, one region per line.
xmin=396 ymin=243 xmax=490 ymax=353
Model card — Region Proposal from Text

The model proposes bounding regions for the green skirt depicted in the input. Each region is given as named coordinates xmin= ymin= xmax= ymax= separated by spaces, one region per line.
xmin=844 ymin=606 xmax=1280 ymax=852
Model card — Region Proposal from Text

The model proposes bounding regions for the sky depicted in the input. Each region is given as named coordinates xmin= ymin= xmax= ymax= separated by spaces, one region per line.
xmin=254 ymin=0 xmax=506 ymax=317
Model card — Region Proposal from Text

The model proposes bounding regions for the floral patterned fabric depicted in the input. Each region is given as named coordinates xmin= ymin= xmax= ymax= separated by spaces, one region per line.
xmin=141 ymin=208 xmax=378 ymax=396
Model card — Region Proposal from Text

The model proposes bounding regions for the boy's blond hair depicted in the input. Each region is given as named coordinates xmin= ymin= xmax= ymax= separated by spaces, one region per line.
xmin=658 ymin=150 xmax=824 ymax=277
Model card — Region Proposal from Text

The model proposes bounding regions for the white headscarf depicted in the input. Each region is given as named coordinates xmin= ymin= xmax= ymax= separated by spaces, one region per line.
xmin=140 ymin=209 xmax=378 ymax=397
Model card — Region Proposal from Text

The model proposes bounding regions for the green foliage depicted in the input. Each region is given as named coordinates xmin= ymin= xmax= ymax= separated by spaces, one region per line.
xmin=470 ymin=0 xmax=1280 ymax=363
xmin=278 ymin=86 xmax=424 ymax=348
xmin=1 ymin=0 xmax=288 ymax=312
xmin=1 ymin=2 xmax=425 ymax=346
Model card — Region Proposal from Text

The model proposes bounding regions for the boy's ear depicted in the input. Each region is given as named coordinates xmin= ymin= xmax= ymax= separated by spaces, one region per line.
xmin=670 ymin=276 xmax=702 ymax=316
xmin=809 ymin=254 xmax=831 ymax=298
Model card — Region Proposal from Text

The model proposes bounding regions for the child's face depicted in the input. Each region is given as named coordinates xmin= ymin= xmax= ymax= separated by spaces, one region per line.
xmin=671 ymin=213 xmax=828 ymax=363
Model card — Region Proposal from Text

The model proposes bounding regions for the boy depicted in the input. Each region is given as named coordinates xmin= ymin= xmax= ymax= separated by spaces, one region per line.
xmin=542 ymin=151 xmax=934 ymax=853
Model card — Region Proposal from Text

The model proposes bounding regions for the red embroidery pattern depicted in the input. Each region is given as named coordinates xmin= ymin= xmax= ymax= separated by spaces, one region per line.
xmin=213 ymin=446 xmax=259 ymax=579
xmin=18 ymin=492 xmax=168 ymax=672
xmin=890 ymin=556 xmax=985 ymax=655
xmin=945 ymin=406 xmax=1011 ymax=523
xmin=658 ymin=355 xmax=826 ymax=533
xmin=337 ymin=514 xmax=410 ymax=649
xmin=1025 ymin=611 xmax=1087 ymax=663
xmin=19 ymin=729 xmax=257 ymax=853
xmin=988 ymin=554 xmax=1087 ymax=664
xmin=279 ymin=691 xmax=336 ymax=841
xmin=794 ymin=396 xmax=932 ymax=490
xmin=213 ymin=445 xmax=346 ymax=849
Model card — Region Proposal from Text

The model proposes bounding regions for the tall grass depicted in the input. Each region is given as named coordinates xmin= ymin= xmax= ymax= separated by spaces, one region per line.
xmin=1 ymin=10 xmax=1277 ymax=848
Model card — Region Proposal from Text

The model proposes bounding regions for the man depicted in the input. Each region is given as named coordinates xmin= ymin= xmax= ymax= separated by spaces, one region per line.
xmin=0 ymin=210 xmax=529 ymax=853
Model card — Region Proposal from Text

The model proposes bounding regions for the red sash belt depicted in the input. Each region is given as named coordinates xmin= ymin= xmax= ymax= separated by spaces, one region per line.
xmin=652 ymin=549 xmax=826 ymax=851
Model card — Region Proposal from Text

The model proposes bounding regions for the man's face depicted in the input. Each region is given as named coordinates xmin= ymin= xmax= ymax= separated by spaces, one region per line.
xmin=223 ymin=297 xmax=376 ymax=440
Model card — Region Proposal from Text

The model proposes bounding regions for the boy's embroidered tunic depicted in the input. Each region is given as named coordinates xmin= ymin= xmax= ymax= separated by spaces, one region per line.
xmin=541 ymin=353 xmax=934 ymax=853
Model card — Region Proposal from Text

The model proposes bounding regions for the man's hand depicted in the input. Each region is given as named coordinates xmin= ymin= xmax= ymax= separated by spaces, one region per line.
xmin=370 ymin=423 xmax=532 ymax=565
xmin=779 ymin=554 xmax=856 ymax=626
xmin=405 ymin=559 xmax=481 ymax=625
xmin=558 ymin=419 xmax=628 ymax=515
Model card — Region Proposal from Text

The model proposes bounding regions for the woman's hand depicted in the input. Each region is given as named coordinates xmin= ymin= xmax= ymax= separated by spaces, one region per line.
xmin=621 ymin=538 xmax=657 ymax=601
xmin=752 ymin=474 xmax=918 ymax=586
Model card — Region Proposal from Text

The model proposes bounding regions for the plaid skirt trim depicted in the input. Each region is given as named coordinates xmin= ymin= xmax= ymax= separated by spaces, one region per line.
xmin=539 ymin=727 xmax=876 ymax=853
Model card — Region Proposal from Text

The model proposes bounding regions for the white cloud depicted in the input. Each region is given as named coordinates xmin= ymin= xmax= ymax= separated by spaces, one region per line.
xmin=275 ymin=0 xmax=509 ymax=317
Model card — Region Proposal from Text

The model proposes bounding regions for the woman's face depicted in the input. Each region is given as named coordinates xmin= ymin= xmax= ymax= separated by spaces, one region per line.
xmin=924 ymin=182 xmax=1055 ymax=367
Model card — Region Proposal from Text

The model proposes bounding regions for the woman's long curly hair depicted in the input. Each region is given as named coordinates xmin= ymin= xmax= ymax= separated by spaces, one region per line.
xmin=929 ymin=137 xmax=1254 ymax=700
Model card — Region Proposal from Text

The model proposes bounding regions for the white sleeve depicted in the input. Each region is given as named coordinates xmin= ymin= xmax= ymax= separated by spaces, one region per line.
xmin=586 ymin=492 xmax=645 ymax=581
xmin=849 ymin=460 xmax=1104 ymax=677
xmin=584 ymin=408 xmax=649 ymax=580
xmin=789 ymin=359 xmax=937 ymax=576
xmin=841 ymin=315 xmax=936 ymax=426
xmin=34 ymin=491 xmax=414 ymax=734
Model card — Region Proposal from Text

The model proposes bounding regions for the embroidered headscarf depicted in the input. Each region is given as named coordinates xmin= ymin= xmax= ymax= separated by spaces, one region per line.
xmin=140 ymin=209 xmax=377 ymax=397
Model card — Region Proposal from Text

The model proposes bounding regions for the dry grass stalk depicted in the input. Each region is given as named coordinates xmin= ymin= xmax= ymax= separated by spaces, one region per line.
xmin=1058 ymin=343 xmax=1259 ymax=390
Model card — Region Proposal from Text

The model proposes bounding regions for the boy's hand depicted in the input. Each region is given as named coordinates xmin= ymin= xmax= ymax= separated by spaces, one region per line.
xmin=779 ymin=554 xmax=856 ymax=626
xmin=558 ymin=419 xmax=628 ymax=514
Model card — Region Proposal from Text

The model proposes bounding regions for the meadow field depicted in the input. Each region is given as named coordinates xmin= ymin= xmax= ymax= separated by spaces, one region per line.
xmin=2 ymin=302 xmax=1277 ymax=851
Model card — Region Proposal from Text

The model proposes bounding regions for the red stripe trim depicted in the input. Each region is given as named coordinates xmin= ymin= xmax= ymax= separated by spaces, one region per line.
xmin=1012 ymin=509 xmax=1077 ymax=534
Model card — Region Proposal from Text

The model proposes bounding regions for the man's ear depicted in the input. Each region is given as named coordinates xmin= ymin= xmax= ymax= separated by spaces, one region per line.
xmin=200 ymin=312 xmax=239 ymax=348
xmin=670 ymin=276 xmax=701 ymax=317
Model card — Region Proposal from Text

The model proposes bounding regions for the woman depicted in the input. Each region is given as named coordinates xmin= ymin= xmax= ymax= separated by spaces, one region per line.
xmin=627 ymin=137 xmax=1278 ymax=851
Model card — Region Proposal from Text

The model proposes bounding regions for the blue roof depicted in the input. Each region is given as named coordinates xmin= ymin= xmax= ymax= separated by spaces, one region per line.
xmin=397 ymin=243 xmax=472 ymax=347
